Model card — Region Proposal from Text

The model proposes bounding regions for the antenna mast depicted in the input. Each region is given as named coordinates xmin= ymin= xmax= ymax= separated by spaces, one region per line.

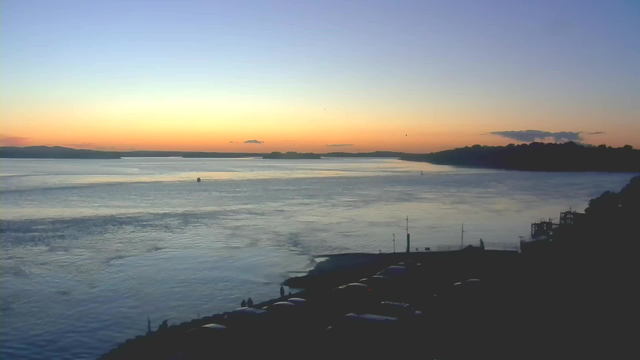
xmin=393 ymin=233 xmax=396 ymax=253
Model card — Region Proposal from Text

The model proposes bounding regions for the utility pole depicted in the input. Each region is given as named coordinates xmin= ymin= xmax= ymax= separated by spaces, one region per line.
xmin=461 ymin=223 xmax=465 ymax=249
xmin=406 ymin=216 xmax=411 ymax=253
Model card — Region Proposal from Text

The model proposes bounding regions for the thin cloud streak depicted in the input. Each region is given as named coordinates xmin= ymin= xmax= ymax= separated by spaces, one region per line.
xmin=0 ymin=135 xmax=30 ymax=146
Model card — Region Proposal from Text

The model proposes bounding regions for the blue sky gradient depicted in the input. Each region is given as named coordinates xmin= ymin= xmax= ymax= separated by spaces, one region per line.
xmin=2 ymin=0 xmax=639 ymax=151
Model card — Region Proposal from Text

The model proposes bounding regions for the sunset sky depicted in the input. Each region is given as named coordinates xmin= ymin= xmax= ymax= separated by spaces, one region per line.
xmin=2 ymin=0 xmax=639 ymax=153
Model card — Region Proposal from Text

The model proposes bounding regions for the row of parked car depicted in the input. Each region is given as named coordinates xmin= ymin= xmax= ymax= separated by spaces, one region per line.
xmin=326 ymin=262 xmax=423 ymax=335
xmin=185 ymin=262 xmax=483 ymax=357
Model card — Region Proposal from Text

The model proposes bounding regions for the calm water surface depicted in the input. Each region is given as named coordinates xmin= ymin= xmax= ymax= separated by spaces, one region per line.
xmin=0 ymin=157 xmax=633 ymax=359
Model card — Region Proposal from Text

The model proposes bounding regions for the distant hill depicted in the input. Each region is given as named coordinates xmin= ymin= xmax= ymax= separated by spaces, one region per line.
xmin=0 ymin=146 xmax=263 ymax=159
xmin=401 ymin=142 xmax=640 ymax=172
xmin=0 ymin=146 xmax=121 ymax=159
xmin=263 ymin=152 xmax=322 ymax=159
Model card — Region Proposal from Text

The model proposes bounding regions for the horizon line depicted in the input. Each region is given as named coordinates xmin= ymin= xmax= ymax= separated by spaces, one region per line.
xmin=1 ymin=141 xmax=630 ymax=155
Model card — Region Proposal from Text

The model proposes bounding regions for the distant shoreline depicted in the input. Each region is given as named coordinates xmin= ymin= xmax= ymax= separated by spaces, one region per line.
xmin=263 ymin=152 xmax=322 ymax=159
xmin=0 ymin=146 xmax=406 ymax=160
xmin=2 ymin=143 xmax=639 ymax=173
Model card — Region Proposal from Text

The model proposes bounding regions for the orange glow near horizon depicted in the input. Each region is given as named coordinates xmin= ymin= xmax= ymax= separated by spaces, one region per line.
xmin=2 ymin=126 xmax=636 ymax=154
xmin=2 ymin=99 xmax=637 ymax=153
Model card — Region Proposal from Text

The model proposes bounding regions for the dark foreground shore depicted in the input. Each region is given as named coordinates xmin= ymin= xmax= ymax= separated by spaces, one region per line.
xmin=99 ymin=245 xmax=632 ymax=360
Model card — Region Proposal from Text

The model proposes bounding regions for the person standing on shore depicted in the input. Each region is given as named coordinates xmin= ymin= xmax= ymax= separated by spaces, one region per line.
xmin=247 ymin=298 xmax=253 ymax=307
xmin=241 ymin=299 xmax=247 ymax=307
xmin=280 ymin=286 xmax=285 ymax=298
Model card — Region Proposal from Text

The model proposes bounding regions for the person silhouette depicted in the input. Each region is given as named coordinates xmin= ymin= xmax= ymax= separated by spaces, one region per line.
xmin=280 ymin=286 xmax=285 ymax=298
xmin=241 ymin=299 xmax=247 ymax=307
xmin=158 ymin=320 xmax=168 ymax=331
xmin=247 ymin=297 xmax=253 ymax=307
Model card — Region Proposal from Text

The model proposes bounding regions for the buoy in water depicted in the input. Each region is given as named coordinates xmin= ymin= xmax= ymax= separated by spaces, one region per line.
xmin=196 ymin=177 xmax=201 ymax=183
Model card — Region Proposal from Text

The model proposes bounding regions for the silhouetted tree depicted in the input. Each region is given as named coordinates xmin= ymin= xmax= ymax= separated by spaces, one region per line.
xmin=585 ymin=175 xmax=640 ymax=219
xmin=585 ymin=191 xmax=620 ymax=218
xmin=555 ymin=175 xmax=640 ymax=254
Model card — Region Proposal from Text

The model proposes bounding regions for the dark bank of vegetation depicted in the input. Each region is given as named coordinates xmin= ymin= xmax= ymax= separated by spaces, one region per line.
xmin=402 ymin=142 xmax=640 ymax=172
xmin=262 ymin=152 xmax=322 ymax=159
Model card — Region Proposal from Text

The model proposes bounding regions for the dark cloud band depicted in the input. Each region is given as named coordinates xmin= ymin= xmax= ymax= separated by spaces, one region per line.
xmin=490 ymin=130 xmax=582 ymax=142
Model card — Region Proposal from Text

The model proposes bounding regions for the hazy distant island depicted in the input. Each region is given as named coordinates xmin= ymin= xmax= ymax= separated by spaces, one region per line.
xmin=324 ymin=151 xmax=406 ymax=158
xmin=263 ymin=151 xmax=322 ymax=159
xmin=401 ymin=142 xmax=640 ymax=173
xmin=180 ymin=152 xmax=261 ymax=158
